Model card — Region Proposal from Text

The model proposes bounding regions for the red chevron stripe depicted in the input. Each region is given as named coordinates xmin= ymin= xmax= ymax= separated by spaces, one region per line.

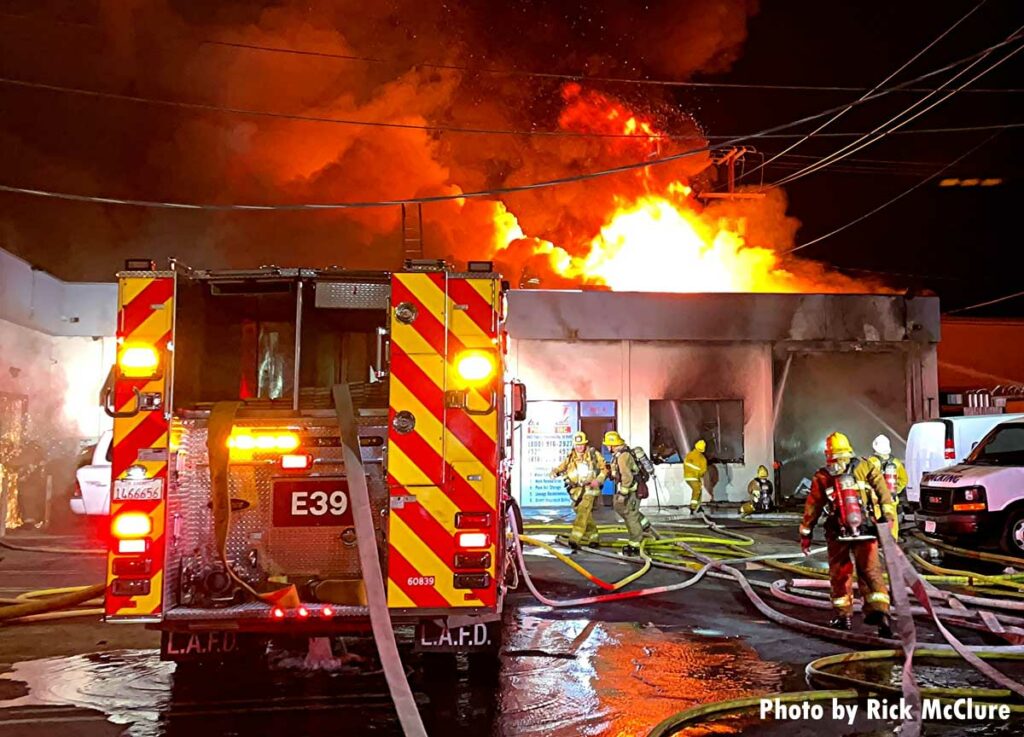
xmin=387 ymin=547 xmax=450 ymax=608
xmin=390 ymin=277 xmax=450 ymax=357
xmin=387 ymin=411 xmax=445 ymax=488
xmin=390 ymin=343 xmax=496 ymax=471
xmin=447 ymin=278 xmax=496 ymax=338
xmin=120 ymin=279 xmax=173 ymax=338
xmin=112 ymin=413 xmax=169 ymax=478
xmin=387 ymin=423 xmax=489 ymax=513
xmin=393 ymin=503 xmax=458 ymax=575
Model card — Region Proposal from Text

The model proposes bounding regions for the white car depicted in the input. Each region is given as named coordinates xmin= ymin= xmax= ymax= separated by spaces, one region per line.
xmin=905 ymin=413 xmax=1024 ymax=505
xmin=918 ymin=419 xmax=1024 ymax=557
xmin=70 ymin=430 xmax=113 ymax=516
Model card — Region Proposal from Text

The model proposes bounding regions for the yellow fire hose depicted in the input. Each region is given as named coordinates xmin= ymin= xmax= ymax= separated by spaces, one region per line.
xmin=913 ymin=531 xmax=1024 ymax=568
xmin=0 ymin=583 xmax=105 ymax=623
xmin=518 ymin=511 xmax=1024 ymax=737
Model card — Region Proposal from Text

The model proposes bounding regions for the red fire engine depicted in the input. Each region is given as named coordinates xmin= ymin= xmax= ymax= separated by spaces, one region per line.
xmin=102 ymin=259 xmax=524 ymax=663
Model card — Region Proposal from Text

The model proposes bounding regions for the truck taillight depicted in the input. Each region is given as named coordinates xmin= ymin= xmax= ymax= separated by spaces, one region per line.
xmin=944 ymin=437 xmax=956 ymax=460
xmin=281 ymin=454 xmax=312 ymax=470
xmin=112 ymin=512 xmax=152 ymax=539
xmin=117 ymin=539 xmax=149 ymax=554
xmin=455 ymin=512 xmax=492 ymax=529
xmin=456 ymin=532 xmax=490 ymax=549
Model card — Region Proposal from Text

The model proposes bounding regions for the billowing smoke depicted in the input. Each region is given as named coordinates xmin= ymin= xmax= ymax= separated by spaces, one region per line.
xmin=0 ymin=0 xmax=882 ymax=293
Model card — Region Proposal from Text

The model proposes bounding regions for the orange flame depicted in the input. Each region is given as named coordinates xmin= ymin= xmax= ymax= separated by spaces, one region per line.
xmin=493 ymin=84 xmax=883 ymax=294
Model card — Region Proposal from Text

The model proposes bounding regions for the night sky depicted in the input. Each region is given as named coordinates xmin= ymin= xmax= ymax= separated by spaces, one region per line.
xmin=0 ymin=0 xmax=1020 ymax=314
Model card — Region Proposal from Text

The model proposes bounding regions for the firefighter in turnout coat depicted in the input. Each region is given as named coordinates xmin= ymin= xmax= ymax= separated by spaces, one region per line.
xmin=550 ymin=432 xmax=608 ymax=548
xmin=868 ymin=434 xmax=908 ymax=538
xmin=740 ymin=465 xmax=774 ymax=517
xmin=684 ymin=439 xmax=709 ymax=513
xmin=800 ymin=431 xmax=896 ymax=638
xmin=604 ymin=430 xmax=655 ymax=557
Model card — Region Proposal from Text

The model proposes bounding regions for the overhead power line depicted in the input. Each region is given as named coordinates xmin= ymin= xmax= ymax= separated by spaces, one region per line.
xmin=750 ymin=1 xmax=988 ymax=181
xmin=787 ymin=132 xmax=1001 ymax=254
xmin=708 ymin=123 xmax=1024 ymax=139
xmin=773 ymin=31 xmax=1024 ymax=187
xmin=2 ymin=9 xmax=1022 ymax=94
xmin=0 ymin=43 xmax=1018 ymax=211
xmin=946 ymin=288 xmax=1024 ymax=314
xmin=202 ymin=37 xmax=1024 ymax=94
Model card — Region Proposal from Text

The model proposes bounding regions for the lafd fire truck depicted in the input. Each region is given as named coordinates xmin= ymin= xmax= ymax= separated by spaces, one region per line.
xmin=102 ymin=259 xmax=524 ymax=664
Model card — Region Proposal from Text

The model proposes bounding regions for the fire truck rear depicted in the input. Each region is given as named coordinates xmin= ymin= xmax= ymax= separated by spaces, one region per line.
xmin=102 ymin=259 xmax=523 ymax=664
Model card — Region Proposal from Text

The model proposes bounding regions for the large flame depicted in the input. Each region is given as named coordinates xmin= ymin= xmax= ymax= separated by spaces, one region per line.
xmin=492 ymin=84 xmax=881 ymax=294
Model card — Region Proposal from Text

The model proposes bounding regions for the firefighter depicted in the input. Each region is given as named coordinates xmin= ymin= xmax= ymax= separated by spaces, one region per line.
xmin=550 ymin=431 xmax=608 ymax=549
xmin=800 ymin=431 xmax=896 ymax=637
xmin=868 ymin=434 xmax=908 ymax=538
xmin=740 ymin=465 xmax=774 ymax=517
xmin=603 ymin=430 xmax=655 ymax=556
xmin=684 ymin=439 xmax=708 ymax=514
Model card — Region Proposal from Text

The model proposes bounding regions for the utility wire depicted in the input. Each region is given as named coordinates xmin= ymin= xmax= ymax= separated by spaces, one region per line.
xmin=774 ymin=31 xmax=1024 ymax=187
xmin=946 ymin=288 xmax=1024 ymax=314
xmin=748 ymin=1 xmax=987 ymax=182
xmin=2 ymin=9 xmax=1021 ymax=93
xmin=708 ymin=123 xmax=1024 ymax=139
xmin=0 ymin=42 xmax=1017 ymax=211
xmin=202 ymin=37 xmax=1024 ymax=94
xmin=0 ymin=33 xmax=1020 ymax=143
xmin=788 ymin=132 xmax=1000 ymax=254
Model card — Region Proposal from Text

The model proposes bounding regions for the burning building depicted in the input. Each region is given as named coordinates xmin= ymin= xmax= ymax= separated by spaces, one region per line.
xmin=507 ymin=290 xmax=940 ymax=507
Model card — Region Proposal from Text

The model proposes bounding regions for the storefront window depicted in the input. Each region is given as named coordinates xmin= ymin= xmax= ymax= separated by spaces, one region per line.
xmin=650 ymin=399 xmax=744 ymax=464
xmin=519 ymin=400 xmax=617 ymax=507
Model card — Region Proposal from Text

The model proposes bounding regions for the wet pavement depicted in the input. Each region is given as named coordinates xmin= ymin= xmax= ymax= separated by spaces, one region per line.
xmin=2 ymin=513 xmax=1023 ymax=737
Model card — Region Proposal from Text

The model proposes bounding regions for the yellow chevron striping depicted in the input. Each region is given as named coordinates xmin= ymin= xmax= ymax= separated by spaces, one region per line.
xmin=120 ymin=277 xmax=154 ymax=308
xmin=125 ymin=298 xmax=173 ymax=341
xmin=387 ymin=581 xmax=416 ymax=608
xmin=389 ymin=513 xmax=475 ymax=606
xmin=386 ymin=440 xmax=435 ymax=487
xmin=390 ymin=374 xmax=497 ymax=506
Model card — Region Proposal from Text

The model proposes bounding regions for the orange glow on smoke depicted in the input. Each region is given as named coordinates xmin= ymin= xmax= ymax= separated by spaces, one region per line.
xmin=493 ymin=84 xmax=880 ymax=294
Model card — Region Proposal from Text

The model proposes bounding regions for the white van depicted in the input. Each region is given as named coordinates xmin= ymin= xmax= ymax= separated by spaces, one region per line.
xmin=69 ymin=430 xmax=113 ymax=516
xmin=905 ymin=413 xmax=1024 ymax=505
xmin=918 ymin=419 xmax=1024 ymax=556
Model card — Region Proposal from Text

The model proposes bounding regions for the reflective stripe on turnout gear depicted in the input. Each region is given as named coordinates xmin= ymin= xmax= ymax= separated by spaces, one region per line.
xmin=867 ymin=591 xmax=891 ymax=605
xmin=832 ymin=595 xmax=853 ymax=607
xmin=800 ymin=527 xmax=812 ymax=537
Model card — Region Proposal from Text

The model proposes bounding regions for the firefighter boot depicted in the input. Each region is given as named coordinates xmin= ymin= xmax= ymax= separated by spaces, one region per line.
xmin=621 ymin=544 xmax=641 ymax=557
xmin=828 ymin=615 xmax=853 ymax=631
xmin=865 ymin=610 xmax=894 ymax=639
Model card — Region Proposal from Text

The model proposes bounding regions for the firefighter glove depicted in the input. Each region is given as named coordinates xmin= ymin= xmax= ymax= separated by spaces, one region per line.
xmin=800 ymin=535 xmax=812 ymax=556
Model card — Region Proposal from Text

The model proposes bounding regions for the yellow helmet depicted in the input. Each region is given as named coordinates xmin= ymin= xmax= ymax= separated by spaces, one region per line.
xmin=757 ymin=465 xmax=769 ymax=479
xmin=825 ymin=432 xmax=854 ymax=462
xmin=572 ymin=431 xmax=588 ymax=445
xmin=694 ymin=439 xmax=707 ymax=453
xmin=603 ymin=430 xmax=625 ymax=448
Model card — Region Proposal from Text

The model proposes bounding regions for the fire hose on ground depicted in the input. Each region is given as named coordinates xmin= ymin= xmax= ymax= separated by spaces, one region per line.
xmin=0 ymin=584 xmax=105 ymax=624
xmin=511 ymin=505 xmax=1024 ymax=736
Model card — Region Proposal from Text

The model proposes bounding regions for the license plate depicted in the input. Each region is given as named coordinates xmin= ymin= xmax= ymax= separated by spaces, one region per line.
xmin=924 ymin=520 xmax=937 ymax=534
xmin=272 ymin=478 xmax=353 ymax=527
xmin=415 ymin=620 xmax=498 ymax=652
xmin=113 ymin=478 xmax=163 ymax=501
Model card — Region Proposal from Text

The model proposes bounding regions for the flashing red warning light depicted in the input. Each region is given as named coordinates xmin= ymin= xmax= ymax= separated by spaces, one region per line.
xmin=297 ymin=606 xmax=310 ymax=619
xmin=112 ymin=512 xmax=152 ymax=539
xmin=271 ymin=607 xmax=286 ymax=620
xmin=322 ymin=606 xmax=335 ymax=619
